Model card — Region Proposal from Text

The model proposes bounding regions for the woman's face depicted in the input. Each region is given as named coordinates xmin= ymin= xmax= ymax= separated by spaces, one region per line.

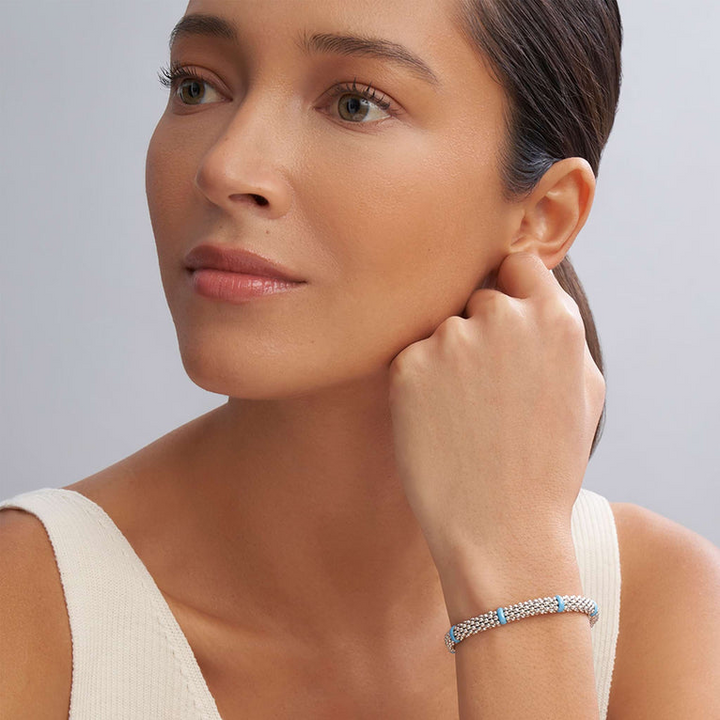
xmin=146 ymin=0 xmax=512 ymax=399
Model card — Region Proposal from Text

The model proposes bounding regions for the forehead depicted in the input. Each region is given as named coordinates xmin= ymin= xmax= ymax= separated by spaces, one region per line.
xmin=181 ymin=0 xmax=498 ymax=95
xmin=185 ymin=0 xmax=456 ymax=42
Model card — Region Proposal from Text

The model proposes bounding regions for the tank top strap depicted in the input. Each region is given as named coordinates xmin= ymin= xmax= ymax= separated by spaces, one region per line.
xmin=570 ymin=487 xmax=622 ymax=720
xmin=0 ymin=487 xmax=222 ymax=720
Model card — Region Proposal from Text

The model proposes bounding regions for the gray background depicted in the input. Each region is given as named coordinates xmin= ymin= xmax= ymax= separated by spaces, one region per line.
xmin=2 ymin=1 xmax=718 ymax=546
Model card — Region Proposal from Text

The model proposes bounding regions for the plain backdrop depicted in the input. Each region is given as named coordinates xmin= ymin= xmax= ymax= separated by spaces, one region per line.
xmin=1 ymin=1 xmax=718 ymax=546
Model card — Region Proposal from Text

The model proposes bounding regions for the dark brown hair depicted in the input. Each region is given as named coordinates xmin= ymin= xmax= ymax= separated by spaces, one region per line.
xmin=453 ymin=0 xmax=624 ymax=459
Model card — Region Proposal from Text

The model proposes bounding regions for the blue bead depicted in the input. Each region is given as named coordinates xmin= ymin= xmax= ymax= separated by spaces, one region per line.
xmin=449 ymin=625 xmax=458 ymax=643
xmin=555 ymin=594 xmax=565 ymax=612
xmin=497 ymin=607 xmax=507 ymax=624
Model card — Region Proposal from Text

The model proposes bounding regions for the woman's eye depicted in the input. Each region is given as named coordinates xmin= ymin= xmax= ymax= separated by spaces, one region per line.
xmin=324 ymin=80 xmax=398 ymax=125
xmin=158 ymin=64 xmax=399 ymax=125
xmin=176 ymin=77 xmax=222 ymax=105
xmin=173 ymin=76 xmax=223 ymax=106
xmin=158 ymin=64 xmax=223 ymax=106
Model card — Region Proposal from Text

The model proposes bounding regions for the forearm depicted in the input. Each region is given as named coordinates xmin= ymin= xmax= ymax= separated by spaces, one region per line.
xmin=437 ymin=535 xmax=600 ymax=720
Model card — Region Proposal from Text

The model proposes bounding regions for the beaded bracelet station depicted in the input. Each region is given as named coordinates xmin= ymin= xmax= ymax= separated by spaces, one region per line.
xmin=445 ymin=594 xmax=599 ymax=653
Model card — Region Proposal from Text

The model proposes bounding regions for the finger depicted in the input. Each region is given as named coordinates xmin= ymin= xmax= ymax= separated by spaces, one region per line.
xmin=584 ymin=340 xmax=606 ymax=416
xmin=494 ymin=252 xmax=559 ymax=301
xmin=460 ymin=268 xmax=497 ymax=318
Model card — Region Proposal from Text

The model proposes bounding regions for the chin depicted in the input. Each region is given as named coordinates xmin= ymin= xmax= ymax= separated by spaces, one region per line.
xmin=175 ymin=340 xmax=329 ymax=401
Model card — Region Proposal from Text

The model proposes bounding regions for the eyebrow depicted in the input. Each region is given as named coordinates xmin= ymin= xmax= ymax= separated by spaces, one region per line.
xmin=168 ymin=13 xmax=441 ymax=88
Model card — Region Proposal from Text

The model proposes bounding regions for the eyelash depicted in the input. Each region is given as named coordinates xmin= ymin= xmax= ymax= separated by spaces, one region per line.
xmin=157 ymin=62 xmax=398 ymax=122
xmin=324 ymin=78 xmax=393 ymax=114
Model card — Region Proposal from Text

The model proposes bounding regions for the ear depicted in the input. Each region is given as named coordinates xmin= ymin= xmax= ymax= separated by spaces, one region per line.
xmin=510 ymin=157 xmax=596 ymax=269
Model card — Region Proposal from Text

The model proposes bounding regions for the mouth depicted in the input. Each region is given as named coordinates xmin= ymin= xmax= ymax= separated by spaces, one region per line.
xmin=185 ymin=266 xmax=306 ymax=304
xmin=183 ymin=243 xmax=306 ymax=283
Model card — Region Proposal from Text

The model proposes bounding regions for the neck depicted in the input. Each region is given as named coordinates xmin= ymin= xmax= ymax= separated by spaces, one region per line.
xmin=171 ymin=372 xmax=450 ymax=652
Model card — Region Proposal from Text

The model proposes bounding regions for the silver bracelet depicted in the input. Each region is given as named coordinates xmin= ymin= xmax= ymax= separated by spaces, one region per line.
xmin=445 ymin=594 xmax=599 ymax=654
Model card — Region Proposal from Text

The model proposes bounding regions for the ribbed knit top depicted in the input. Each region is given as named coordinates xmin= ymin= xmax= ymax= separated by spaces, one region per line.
xmin=0 ymin=485 xmax=621 ymax=719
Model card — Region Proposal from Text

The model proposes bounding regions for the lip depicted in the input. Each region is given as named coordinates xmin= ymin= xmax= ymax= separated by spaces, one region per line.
xmin=183 ymin=243 xmax=305 ymax=283
xmin=188 ymin=268 xmax=304 ymax=303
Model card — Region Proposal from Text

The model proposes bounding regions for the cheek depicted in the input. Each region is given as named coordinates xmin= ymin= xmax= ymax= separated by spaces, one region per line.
xmin=300 ymin=132 xmax=501 ymax=336
xmin=146 ymin=129 xmax=174 ymax=252
xmin=145 ymin=122 xmax=168 ymax=224
xmin=145 ymin=122 xmax=202 ymax=284
xmin=145 ymin=120 xmax=198 ymax=238
xmin=145 ymin=123 xmax=209 ymax=348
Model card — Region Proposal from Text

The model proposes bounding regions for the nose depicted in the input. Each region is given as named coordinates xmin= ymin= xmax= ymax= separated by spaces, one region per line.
xmin=193 ymin=108 xmax=293 ymax=218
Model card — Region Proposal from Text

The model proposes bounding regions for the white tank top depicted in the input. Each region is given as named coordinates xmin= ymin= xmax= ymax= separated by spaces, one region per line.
xmin=0 ymin=486 xmax=621 ymax=719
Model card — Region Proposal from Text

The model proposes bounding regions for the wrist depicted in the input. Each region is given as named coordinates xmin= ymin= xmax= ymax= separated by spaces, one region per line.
xmin=435 ymin=533 xmax=582 ymax=625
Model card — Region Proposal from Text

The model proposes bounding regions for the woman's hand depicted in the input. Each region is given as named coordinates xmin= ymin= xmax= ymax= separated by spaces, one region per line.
xmin=387 ymin=252 xmax=606 ymax=574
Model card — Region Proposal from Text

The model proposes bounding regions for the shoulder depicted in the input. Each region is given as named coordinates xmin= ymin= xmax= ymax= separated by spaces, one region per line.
xmin=0 ymin=506 xmax=73 ymax=718
xmin=609 ymin=500 xmax=720 ymax=581
xmin=607 ymin=501 xmax=720 ymax=719
xmin=0 ymin=420 xmax=200 ymax=719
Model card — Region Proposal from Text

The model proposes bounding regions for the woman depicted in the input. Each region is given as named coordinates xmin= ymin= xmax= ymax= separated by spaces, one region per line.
xmin=1 ymin=0 xmax=719 ymax=718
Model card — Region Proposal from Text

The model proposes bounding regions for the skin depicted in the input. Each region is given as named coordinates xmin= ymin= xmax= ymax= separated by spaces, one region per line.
xmin=4 ymin=1 xmax=720 ymax=718
xmin=141 ymin=0 xmax=595 ymax=662
xmin=39 ymin=0 xmax=593 ymax=714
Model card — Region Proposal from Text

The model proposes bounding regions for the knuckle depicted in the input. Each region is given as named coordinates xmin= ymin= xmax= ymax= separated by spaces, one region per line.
xmin=485 ymin=292 xmax=511 ymax=313
xmin=553 ymin=302 xmax=585 ymax=339
xmin=390 ymin=343 xmax=424 ymax=377
xmin=437 ymin=315 xmax=469 ymax=342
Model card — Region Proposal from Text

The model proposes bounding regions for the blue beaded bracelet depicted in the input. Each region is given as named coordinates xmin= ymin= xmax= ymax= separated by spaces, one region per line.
xmin=445 ymin=594 xmax=599 ymax=653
